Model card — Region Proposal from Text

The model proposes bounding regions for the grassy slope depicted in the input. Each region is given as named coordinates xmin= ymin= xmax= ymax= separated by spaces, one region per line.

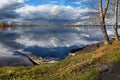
xmin=0 ymin=41 xmax=120 ymax=80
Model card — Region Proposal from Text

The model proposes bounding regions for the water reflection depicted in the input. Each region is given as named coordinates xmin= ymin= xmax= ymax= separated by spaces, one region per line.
xmin=0 ymin=25 xmax=117 ymax=60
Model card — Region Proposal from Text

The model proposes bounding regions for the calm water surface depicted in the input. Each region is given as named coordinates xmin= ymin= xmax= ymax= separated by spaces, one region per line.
xmin=0 ymin=26 xmax=118 ymax=61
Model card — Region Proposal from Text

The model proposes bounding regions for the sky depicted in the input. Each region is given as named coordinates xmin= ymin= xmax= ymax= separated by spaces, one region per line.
xmin=0 ymin=0 xmax=99 ymax=24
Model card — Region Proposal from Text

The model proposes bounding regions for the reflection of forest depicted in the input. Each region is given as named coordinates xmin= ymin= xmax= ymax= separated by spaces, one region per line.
xmin=0 ymin=21 xmax=119 ymax=30
xmin=0 ymin=22 xmax=8 ymax=30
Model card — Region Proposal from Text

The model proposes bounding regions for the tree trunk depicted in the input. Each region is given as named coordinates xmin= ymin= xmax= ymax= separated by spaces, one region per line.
xmin=114 ymin=0 xmax=119 ymax=41
xmin=99 ymin=0 xmax=109 ymax=44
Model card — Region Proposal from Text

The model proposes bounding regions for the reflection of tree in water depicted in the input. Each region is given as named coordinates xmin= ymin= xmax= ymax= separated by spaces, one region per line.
xmin=0 ymin=21 xmax=20 ymax=30
xmin=0 ymin=21 xmax=116 ymax=31
xmin=0 ymin=22 xmax=8 ymax=30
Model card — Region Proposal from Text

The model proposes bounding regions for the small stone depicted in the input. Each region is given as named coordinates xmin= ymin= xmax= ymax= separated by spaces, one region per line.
xmin=98 ymin=64 xmax=109 ymax=73
xmin=69 ymin=53 xmax=76 ymax=56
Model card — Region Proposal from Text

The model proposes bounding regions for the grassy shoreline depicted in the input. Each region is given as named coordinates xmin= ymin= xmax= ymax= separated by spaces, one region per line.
xmin=0 ymin=41 xmax=120 ymax=80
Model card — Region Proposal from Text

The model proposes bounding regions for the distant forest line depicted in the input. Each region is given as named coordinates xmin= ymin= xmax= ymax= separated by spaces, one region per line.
xmin=0 ymin=21 xmax=120 ymax=30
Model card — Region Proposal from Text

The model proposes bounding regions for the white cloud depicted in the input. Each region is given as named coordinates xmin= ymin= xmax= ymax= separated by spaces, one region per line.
xmin=71 ymin=0 xmax=88 ymax=5
xmin=0 ymin=0 xmax=98 ymax=24
xmin=15 ymin=4 xmax=97 ymax=24
xmin=16 ymin=0 xmax=24 ymax=3
xmin=0 ymin=0 xmax=24 ymax=4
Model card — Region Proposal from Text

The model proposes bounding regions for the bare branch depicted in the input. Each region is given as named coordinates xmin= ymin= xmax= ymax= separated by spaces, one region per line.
xmin=103 ymin=0 xmax=110 ymax=17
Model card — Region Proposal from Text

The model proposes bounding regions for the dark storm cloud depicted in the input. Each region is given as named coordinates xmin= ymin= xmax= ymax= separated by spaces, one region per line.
xmin=0 ymin=1 xmax=24 ymax=20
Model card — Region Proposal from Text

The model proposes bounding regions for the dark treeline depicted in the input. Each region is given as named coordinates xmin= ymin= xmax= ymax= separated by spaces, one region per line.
xmin=0 ymin=21 xmax=120 ymax=30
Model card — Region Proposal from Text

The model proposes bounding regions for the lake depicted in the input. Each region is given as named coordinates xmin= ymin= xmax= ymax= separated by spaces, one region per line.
xmin=0 ymin=26 xmax=118 ymax=66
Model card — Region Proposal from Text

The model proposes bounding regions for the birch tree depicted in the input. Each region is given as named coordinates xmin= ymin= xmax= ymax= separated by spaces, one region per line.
xmin=99 ymin=0 xmax=110 ymax=44
xmin=113 ymin=0 xmax=119 ymax=40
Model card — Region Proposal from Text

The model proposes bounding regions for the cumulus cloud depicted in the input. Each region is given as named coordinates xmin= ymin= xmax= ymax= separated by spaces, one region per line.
xmin=0 ymin=0 xmax=97 ymax=24
xmin=16 ymin=5 xmax=97 ymax=24
xmin=71 ymin=0 xmax=88 ymax=5
xmin=0 ymin=0 xmax=24 ymax=21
